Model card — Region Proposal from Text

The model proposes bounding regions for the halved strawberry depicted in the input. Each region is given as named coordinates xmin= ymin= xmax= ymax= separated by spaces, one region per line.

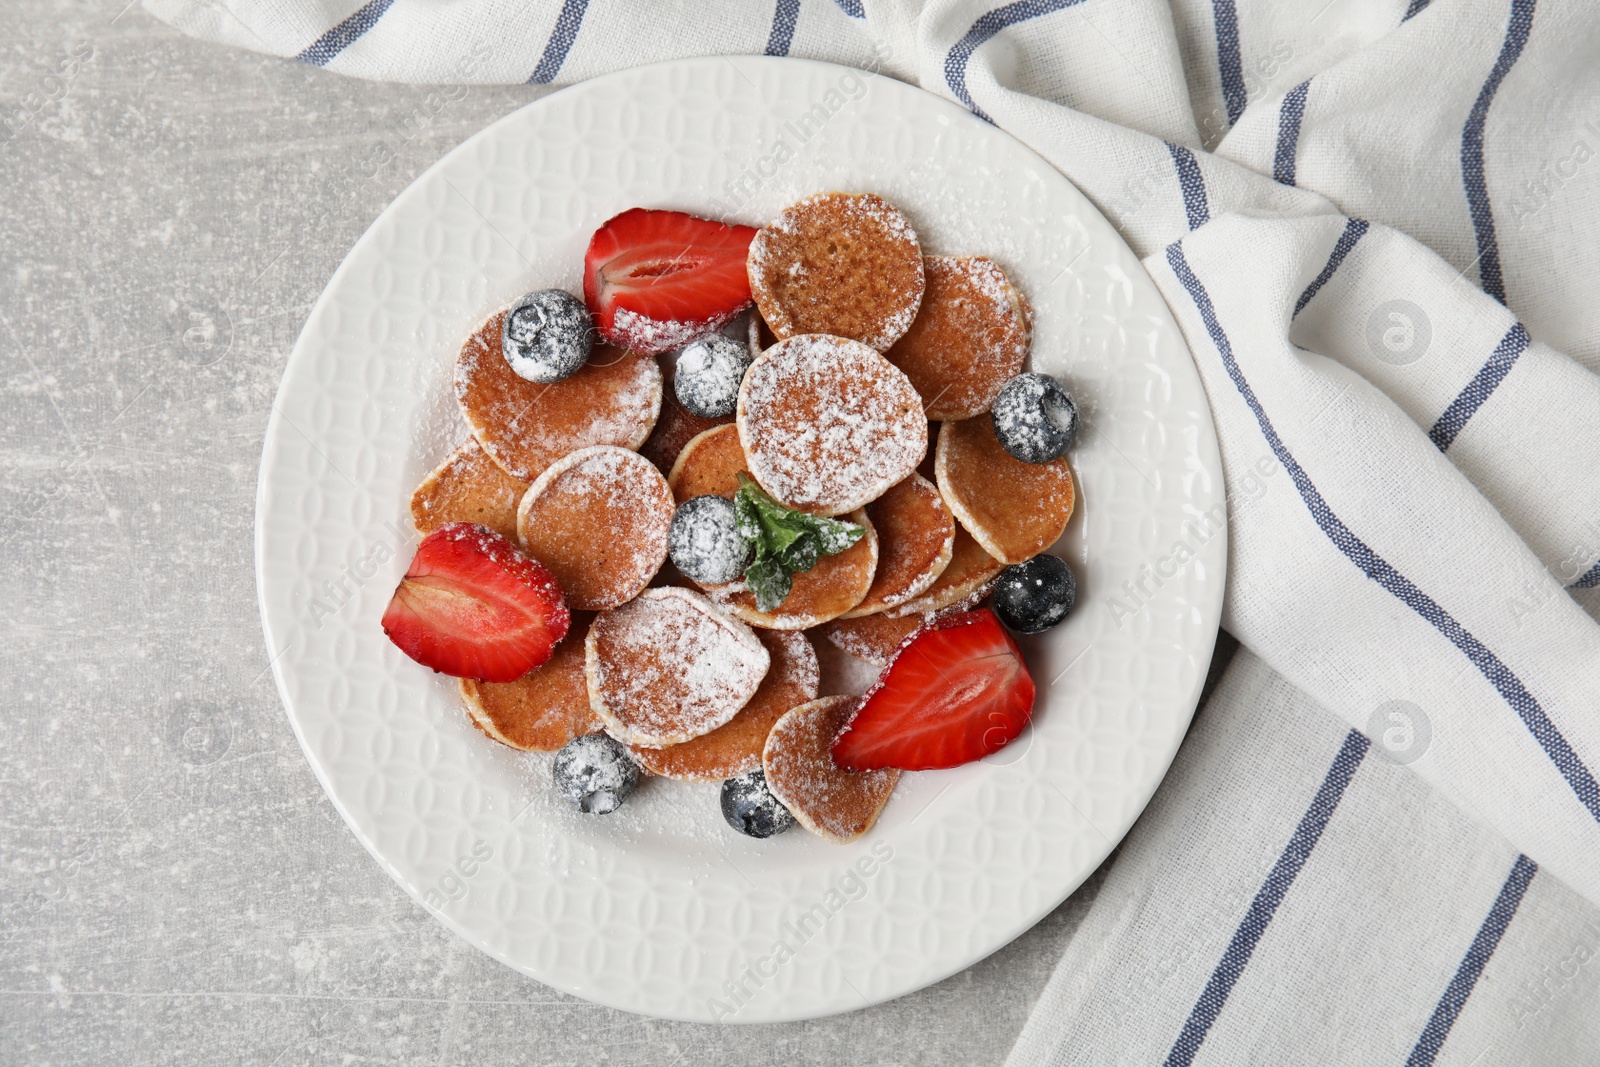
xmin=381 ymin=522 xmax=570 ymax=682
xmin=583 ymin=208 xmax=757 ymax=354
xmin=831 ymin=609 xmax=1035 ymax=771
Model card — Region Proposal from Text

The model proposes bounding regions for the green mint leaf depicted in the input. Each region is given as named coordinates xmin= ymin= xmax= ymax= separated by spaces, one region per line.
xmin=798 ymin=512 xmax=865 ymax=556
xmin=733 ymin=473 xmax=866 ymax=612
xmin=777 ymin=535 xmax=819 ymax=574
xmin=744 ymin=556 xmax=792 ymax=613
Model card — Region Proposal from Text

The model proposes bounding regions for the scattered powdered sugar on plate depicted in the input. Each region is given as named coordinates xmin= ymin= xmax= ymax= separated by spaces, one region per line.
xmin=737 ymin=334 xmax=927 ymax=516
xmin=586 ymin=587 xmax=771 ymax=748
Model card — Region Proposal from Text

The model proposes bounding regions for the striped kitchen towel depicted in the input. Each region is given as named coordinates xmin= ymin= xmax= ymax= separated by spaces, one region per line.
xmin=1008 ymin=647 xmax=1600 ymax=1066
xmin=149 ymin=0 xmax=1600 ymax=1056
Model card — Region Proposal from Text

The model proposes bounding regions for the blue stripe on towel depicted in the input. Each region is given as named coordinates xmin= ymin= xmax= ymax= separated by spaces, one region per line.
xmin=766 ymin=0 xmax=801 ymax=55
xmin=1213 ymin=0 xmax=1246 ymax=127
xmin=1166 ymin=143 xmax=1210 ymax=230
xmin=1572 ymin=559 xmax=1600 ymax=590
xmin=297 ymin=0 xmax=395 ymax=66
xmin=1428 ymin=322 xmax=1530 ymax=450
xmin=1406 ymin=855 xmax=1537 ymax=1066
xmin=1293 ymin=217 xmax=1369 ymax=319
xmin=1274 ymin=81 xmax=1310 ymax=186
xmin=833 ymin=0 xmax=865 ymax=16
xmin=1164 ymin=730 xmax=1371 ymax=1067
xmin=1462 ymin=0 xmax=1536 ymax=304
xmin=1404 ymin=0 xmax=1433 ymax=21
xmin=943 ymin=0 xmax=1087 ymax=122
xmin=527 ymin=0 xmax=591 ymax=84
xmin=1165 ymin=240 xmax=1600 ymax=827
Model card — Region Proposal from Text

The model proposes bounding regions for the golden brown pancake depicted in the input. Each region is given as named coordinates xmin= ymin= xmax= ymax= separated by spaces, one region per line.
xmin=935 ymin=416 xmax=1075 ymax=565
xmin=409 ymin=437 xmax=529 ymax=543
xmin=820 ymin=612 xmax=920 ymax=666
xmin=763 ymin=696 xmax=899 ymax=843
xmin=666 ymin=423 xmax=746 ymax=503
xmin=708 ymin=509 xmax=878 ymax=629
xmin=631 ymin=629 xmax=819 ymax=780
xmin=887 ymin=524 xmax=1004 ymax=617
xmin=586 ymin=587 xmax=771 ymax=748
xmin=517 ymin=445 xmax=673 ymax=611
xmin=456 ymin=310 xmax=661 ymax=481
xmin=737 ymin=334 xmax=926 ymax=516
xmin=885 ymin=256 xmax=1032 ymax=420
xmin=459 ymin=613 xmax=601 ymax=751
xmin=841 ymin=472 xmax=953 ymax=618
xmin=748 ymin=193 xmax=925 ymax=351
xmin=639 ymin=356 xmax=733 ymax=475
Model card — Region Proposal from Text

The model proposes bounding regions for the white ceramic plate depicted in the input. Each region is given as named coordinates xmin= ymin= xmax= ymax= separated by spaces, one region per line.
xmin=256 ymin=56 xmax=1224 ymax=1023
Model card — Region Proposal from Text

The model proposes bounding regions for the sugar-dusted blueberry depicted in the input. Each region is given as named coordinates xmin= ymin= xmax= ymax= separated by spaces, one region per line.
xmin=673 ymin=333 xmax=753 ymax=418
xmin=720 ymin=767 xmax=796 ymax=839
xmin=668 ymin=495 xmax=750 ymax=585
xmin=992 ymin=554 xmax=1077 ymax=634
xmin=552 ymin=733 xmax=639 ymax=814
xmin=991 ymin=372 xmax=1078 ymax=464
xmin=502 ymin=289 xmax=594 ymax=383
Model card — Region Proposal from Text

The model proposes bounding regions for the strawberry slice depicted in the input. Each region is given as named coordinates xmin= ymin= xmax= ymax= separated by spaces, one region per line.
xmin=583 ymin=208 xmax=757 ymax=354
xmin=831 ymin=609 xmax=1035 ymax=771
xmin=381 ymin=522 xmax=570 ymax=682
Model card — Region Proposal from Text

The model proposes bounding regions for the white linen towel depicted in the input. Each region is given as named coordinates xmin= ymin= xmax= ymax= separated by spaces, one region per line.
xmin=148 ymin=0 xmax=1600 ymax=1059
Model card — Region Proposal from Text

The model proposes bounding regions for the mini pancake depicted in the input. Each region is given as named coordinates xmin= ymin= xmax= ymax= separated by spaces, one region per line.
xmin=738 ymin=334 xmax=926 ymax=516
xmin=708 ymin=508 xmax=878 ymax=630
xmin=748 ymin=193 xmax=925 ymax=351
xmin=631 ymin=629 xmax=819 ymax=781
xmin=820 ymin=612 xmax=919 ymax=667
xmin=885 ymin=256 xmax=1032 ymax=420
xmin=666 ymin=423 xmax=745 ymax=504
xmin=409 ymin=437 xmax=529 ymax=543
xmin=763 ymin=696 xmax=899 ymax=843
xmin=517 ymin=445 xmax=673 ymax=611
xmin=459 ymin=613 xmax=601 ymax=751
xmin=887 ymin=524 xmax=1004 ymax=617
xmin=456 ymin=309 xmax=662 ymax=482
xmin=639 ymin=357 xmax=733 ymax=475
xmin=935 ymin=416 xmax=1075 ymax=565
xmin=840 ymin=472 xmax=953 ymax=618
xmin=586 ymin=587 xmax=770 ymax=748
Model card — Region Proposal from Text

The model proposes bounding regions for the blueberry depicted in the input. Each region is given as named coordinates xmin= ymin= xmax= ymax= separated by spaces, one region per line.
xmin=668 ymin=495 xmax=750 ymax=585
xmin=720 ymin=768 xmax=796 ymax=838
xmin=502 ymin=289 xmax=593 ymax=383
xmin=992 ymin=554 xmax=1077 ymax=634
xmin=992 ymin=372 xmax=1078 ymax=464
xmin=552 ymin=733 xmax=639 ymax=814
xmin=674 ymin=334 xmax=753 ymax=418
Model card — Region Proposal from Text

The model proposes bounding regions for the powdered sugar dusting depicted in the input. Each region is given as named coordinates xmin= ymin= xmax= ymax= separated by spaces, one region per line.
xmin=610 ymin=306 xmax=746 ymax=356
xmin=517 ymin=445 xmax=673 ymax=610
xmin=737 ymin=335 xmax=926 ymax=516
xmin=587 ymin=587 xmax=770 ymax=747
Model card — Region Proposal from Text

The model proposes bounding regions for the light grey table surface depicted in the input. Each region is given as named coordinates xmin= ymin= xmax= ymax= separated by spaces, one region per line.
xmin=0 ymin=3 xmax=1135 ymax=1063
